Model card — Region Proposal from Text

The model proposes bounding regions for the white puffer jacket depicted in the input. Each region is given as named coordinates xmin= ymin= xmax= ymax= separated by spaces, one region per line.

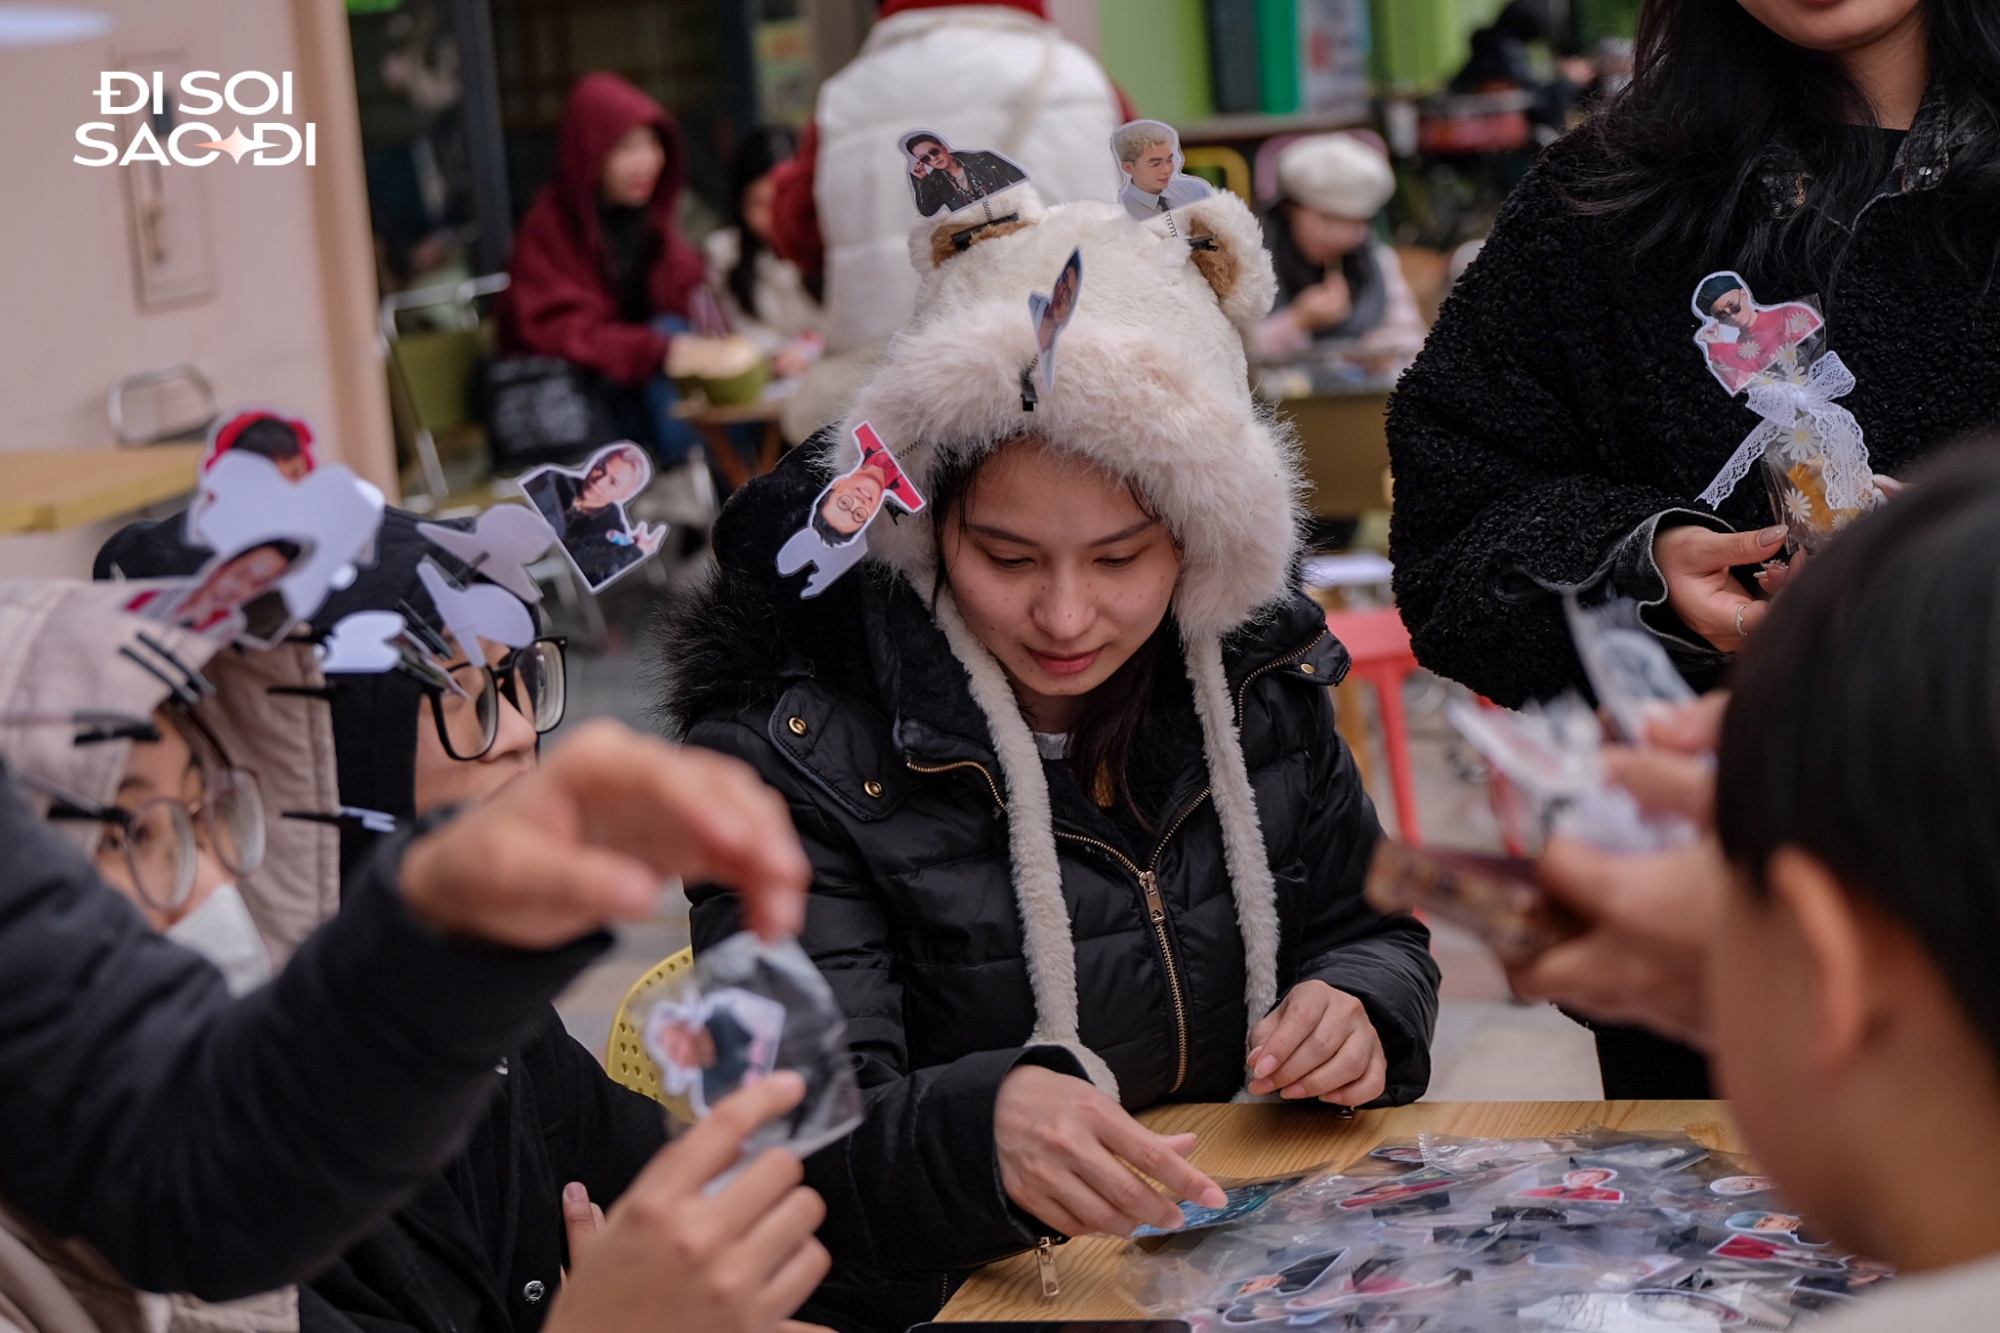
xmin=813 ymin=5 xmax=1123 ymax=354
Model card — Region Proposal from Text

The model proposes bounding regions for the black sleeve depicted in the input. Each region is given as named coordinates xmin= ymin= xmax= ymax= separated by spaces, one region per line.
xmin=1280 ymin=683 xmax=1441 ymax=1106
xmin=1386 ymin=151 xmax=1697 ymax=707
xmin=0 ymin=780 xmax=608 ymax=1299
xmin=519 ymin=1011 xmax=669 ymax=1212
xmin=684 ymin=716 xmax=1084 ymax=1282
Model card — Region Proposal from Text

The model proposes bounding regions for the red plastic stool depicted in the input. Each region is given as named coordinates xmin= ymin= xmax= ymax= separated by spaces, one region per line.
xmin=1323 ymin=607 xmax=1423 ymax=844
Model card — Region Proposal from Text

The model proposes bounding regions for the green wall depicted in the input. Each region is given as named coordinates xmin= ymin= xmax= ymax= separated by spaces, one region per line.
xmin=1096 ymin=0 xmax=1215 ymax=123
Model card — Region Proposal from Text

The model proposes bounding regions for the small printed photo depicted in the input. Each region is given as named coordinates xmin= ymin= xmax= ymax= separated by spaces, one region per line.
xmin=643 ymin=986 xmax=788 ymax=1118
xmin=1726 ymin=1210 xmax=1827 ymax=1246
xmin=1129 ymin=1171 xmax=1309 ymax=1237
xmin=1710 ymin=1232 xmax=1848 ymax=1271
xmin=899 ymin=128 xmax=1028 ymax=218
xmin=1335 ymin=1171 xmax=1456 ymax=1213
xmin=776 ymin=421 xmax=927 ymax=598
xmin=1690 ymin=270 xmax=1825 ymax=396
xmin=1516 ymin=1167 xmax=1625 ymax=1203
xmin=517 ymin=442 xmax=666 ymax=593
xmin=1709 ymin=1174 xmax=1779 ymax=1197
xmin=1368 ymin=1145 xmax=1429 ymax=1165
xmin=124 ymin=538 xmax=313 ymax=648
xmin=1112 ymin=118 xmax=1214 ymax=221
xmin=202 ymin=408 xmax=317 ymax=482
xmin=1027 ymin=247 xmax=1083 ymax=391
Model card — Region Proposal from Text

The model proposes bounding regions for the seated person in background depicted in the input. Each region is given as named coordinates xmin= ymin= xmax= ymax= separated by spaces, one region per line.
xmin=497 ymin=72 xmax=707 ymax=464
xmin=1254 ymin=133 xmax=1426 ymax=369
xmin=705 ymin=127 xmax=824 ymax=382
xmin=1511 ymin=443 xmax=2000 ymax=1330
xmin=207 ymin=410 xmax=316 ymax=481
xmin=97 ymin=511 xmax=827 ymax=1333
xmin=1449 ymin=0 xmax=1592 ymax=137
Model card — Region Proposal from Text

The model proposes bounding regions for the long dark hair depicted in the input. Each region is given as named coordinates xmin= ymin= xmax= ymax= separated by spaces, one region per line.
xmin=928 ymin=443 xmax=1173 ymax=822
xmin=1718 ymin=438 xmax=2000 ymax=1057
xmin=727 ymin=126 xmax=798 ymax=321
xmin=1573 ymin=0 xmax=2000 ymax=277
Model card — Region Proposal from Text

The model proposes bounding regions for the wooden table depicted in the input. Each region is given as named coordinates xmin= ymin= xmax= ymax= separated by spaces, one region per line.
xmin=1274 ymin=390 xmax=1394 ymax=519
xmin=676 ymin=398 xmax=787 ymax=492
xmin=0 ymin=444 xmax=204 ymax=536
xmin=939 ymin=1100 xmax=1739 ymax=1321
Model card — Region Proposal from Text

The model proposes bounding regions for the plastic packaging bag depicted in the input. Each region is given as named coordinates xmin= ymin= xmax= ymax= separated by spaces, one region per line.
xmin=642 ymin=931 xmax=863 ymax=1161
xmin=1564 ymin=596 xmax=1698 ymax=745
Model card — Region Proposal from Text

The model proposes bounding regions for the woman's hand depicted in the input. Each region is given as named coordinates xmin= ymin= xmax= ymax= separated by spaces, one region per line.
xmin=1289 ymin=276 xmax=1353 ymax=333
xmin=1245 ymin=980 xmax=1386 ymax=1104
xmin=1653 ymin=525 xmax=1788 ymax=652
xmin=544 ymin=1073 xmax=830 ymax=1333
xmin=994 ymin=1065 xmax=1227 ymax=1237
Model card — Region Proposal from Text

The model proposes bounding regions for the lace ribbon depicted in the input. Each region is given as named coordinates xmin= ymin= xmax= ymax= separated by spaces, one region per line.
xmin=1697 ymin=351 xmax=1872 ymax=511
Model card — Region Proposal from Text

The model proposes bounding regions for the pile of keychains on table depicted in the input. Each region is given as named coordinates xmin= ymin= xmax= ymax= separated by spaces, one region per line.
xmin=1121 ymin=1129 xmax=1891 ymax=1331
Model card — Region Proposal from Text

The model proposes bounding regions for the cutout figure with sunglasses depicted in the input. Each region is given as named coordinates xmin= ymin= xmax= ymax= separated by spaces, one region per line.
xmin=1692 ymin=271 xmax=1823 ymax=396
xmin=901 ymin=129 xmax=1027 ymax=218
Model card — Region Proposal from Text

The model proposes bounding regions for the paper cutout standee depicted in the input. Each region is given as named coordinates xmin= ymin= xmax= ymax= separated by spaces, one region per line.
xmin=643 ymin=987 xmax=787 ymax=1118
xmin=899 ymin=128 xmax=1028 ymax=219
xmin=516 ymin=442 xmax=666 ymax=593
xmin=1027 ymin=248 xmax=1083 ymax=391
xmin=1689 ymin=270 xmax=1881 ymax=551
xmin=1111 ymin=119 xmax=1213 ymax=232
xmin=776 ymin=422 xmax=926 ymax=598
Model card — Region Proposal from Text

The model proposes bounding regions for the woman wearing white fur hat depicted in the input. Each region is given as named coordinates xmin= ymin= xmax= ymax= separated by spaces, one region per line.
xmin=1254 ymin=132 xmax=1426 ymax=367
xmin=660 ymin=182 xmax=1439 ymax=1333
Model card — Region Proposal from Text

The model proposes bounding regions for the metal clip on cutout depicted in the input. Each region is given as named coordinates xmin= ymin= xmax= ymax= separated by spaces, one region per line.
xmin=1019 ymin=362 xmax=1039 ymax=412
xmin=951 ymin=213 xmax=1021 ymax=252
xmin=1188 ymin=236 xmax=1220 ymax=252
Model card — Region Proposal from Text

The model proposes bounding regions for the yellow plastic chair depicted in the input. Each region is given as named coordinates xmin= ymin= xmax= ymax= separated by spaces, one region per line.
xmin=1183 ymin=145 xmax=1252 ymax=202
xmin=606 ymin=947 xmax=695 ymax=1118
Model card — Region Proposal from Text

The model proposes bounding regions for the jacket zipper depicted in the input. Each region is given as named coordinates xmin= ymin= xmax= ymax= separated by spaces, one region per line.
xmin=1053 ymin=784 xmax=1211 ymax=1095
xmin=904 ymin=757 xmax=1006 ymax=809
xmin=1236 ymin=630 xmax=1328 ymax=725
xmin=1035 ymin=1236 xmax=1060 ymax=1297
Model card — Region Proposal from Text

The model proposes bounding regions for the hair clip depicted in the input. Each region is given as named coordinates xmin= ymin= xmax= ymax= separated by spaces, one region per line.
xmin=1020 ymin=363 xmax=1040 ymax=412
xmin=951 ymin=213 xmax=1021 ymax=252
xmin=1188 ymin=236 xmax=1220 ymax=252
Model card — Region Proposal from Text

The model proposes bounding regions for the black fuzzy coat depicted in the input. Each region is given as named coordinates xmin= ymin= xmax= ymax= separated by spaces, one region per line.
xmin=657 ymin=449 xmax=1439 ymax=1333
xmin=1387 ymin=105 xmax=2000 ymax=706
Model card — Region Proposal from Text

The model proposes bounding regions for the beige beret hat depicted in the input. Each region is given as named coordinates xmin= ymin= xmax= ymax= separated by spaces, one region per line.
xmin=1275 ymin=132 xmax=1394 ymax=219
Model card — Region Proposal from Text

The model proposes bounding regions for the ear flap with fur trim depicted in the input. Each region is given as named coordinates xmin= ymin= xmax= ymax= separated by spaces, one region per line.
xmin=1172 ymin=190 xmax=1279 ymax=331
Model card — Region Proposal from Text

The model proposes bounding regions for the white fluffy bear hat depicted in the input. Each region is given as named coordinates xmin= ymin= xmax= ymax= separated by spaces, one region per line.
xmin=817 ymin=183 xmax=1307 ymax=1095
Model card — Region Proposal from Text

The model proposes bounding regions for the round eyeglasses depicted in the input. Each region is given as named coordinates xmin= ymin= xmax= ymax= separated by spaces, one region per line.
xmin=420 ymin=636 xmax=568 ymax=761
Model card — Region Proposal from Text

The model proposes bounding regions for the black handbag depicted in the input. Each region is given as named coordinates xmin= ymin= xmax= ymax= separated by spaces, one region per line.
xmin=478 ymin=355 xmax=621 ymax=470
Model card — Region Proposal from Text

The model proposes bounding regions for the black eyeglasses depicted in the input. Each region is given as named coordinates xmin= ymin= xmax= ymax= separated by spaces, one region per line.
xmin=416 ymin=636 xmax=568 ymax=761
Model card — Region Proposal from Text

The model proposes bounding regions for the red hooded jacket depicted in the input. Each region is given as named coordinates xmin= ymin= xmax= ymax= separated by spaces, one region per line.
xmin=498 ymin=73 xmax=706 ymax=384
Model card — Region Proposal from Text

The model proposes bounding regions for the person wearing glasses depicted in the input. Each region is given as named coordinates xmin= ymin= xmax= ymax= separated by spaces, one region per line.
xmin=0 ymin=577 xmax=824 ymax=1333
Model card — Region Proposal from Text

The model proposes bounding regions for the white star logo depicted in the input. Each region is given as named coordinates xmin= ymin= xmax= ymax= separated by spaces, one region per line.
xmin=195 ymin=127 xmax=264 ymax=163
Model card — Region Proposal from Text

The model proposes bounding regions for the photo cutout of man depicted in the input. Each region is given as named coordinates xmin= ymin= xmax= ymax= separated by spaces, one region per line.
xmin=127 ymin=538 xmax=309 ymax=645
xmin=205 ymin=410 xmax=316 ymax=482
xmin=1028 ymin=248 xmax=1084 ymax=390
xmin=517 ymin=442 xmax=665 ymax=592
xmin=1691 ymin=270 xmax=1824 ymax=395
xmin=1114 ymin=119 xmax=1213 ymax=220
xmin=901 ymin=129 xmax=1028 ymax=218
xmin=776 ymin=422 xmax=926 ymax=598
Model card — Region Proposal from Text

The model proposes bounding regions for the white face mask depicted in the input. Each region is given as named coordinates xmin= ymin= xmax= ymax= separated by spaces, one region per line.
xmin=166 ymin=883 xmax=274 ymax=997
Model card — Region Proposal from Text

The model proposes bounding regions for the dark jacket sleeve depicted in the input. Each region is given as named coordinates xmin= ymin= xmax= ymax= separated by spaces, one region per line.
xmin=0 ymin=780 xmax=608 ymax=1299
xmin=520 ymin=1012 xmax=669 ymax=1214
xmin=1386 ymin=148 xmax=1699 ymax=707
xmin=1281 ymin=682 xmax=1440 ymax=1106
xmin=684 ymin=715 xmax=1084 ymax=1283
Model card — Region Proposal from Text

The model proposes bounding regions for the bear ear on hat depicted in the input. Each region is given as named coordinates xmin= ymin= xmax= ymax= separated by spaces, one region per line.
xmin=907 ymin=183 xmax=1048 ymax=272
xmin=1173 ymin=189 xmax=1279 ymax=330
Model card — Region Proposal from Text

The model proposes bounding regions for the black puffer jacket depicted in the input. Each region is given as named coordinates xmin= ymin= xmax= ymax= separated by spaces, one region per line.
xmin=1387 ymin=97 xmax=1999 ymax=706
xmin=659 ymin=451 xmax=1439 ymax=1333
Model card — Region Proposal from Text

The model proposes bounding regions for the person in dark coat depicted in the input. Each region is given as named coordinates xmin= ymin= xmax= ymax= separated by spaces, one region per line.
xmin=660 ymin=188 xmax=1438 ymax=1333
xmin=1387 ymin=0 xmax=2000 ymax=1097
xmin=496 ymin=72 xmax=707 ymax=461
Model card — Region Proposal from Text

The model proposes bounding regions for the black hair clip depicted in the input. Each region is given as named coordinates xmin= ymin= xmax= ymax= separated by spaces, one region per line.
xmin=284 ymin=806 xmax=398 ymax=834
xmin=119 ymin=632 xmax=214 ymax=710
xmin=1188 ymin=236 xmax=1220 ymax=252
xmin=266 ymin=684 xmax=335 ymax=701
xmin=951 ymin=213 xmax=1021 ymax=252
xmin=1019 ymin=362 xmax=1040 ymax=412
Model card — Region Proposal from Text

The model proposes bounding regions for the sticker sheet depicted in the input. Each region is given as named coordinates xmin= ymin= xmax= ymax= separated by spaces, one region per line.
xmin=516 ymin=442 xmax=666 ymax=593
xmin=775 ymin=421 xmax=926 ymax=598
xmin=1689 ymin=270 xmax=1882 ymax=551
xmin=1122 ymin=1131 xmax=1892 ymax=1331
xmin=899 ymin=128 xmax=1028 ymax=218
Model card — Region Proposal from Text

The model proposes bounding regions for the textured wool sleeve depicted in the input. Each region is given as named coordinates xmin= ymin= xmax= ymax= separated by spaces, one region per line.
xmin=684 ymin=716 xmax=1085 ymax=1281
xmin=0 ymin=782 xmax=608 ymax=1299
xmin=1386 ymin=153 xmax=1699 ymax=707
